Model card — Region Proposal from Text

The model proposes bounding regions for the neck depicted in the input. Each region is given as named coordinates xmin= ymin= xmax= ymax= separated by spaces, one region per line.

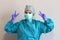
xmin=29 ymin=19 xmax=32 ymax=22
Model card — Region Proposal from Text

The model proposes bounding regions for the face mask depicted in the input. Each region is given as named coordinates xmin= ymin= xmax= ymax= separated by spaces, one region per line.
xmin=24 ymin=13 xmax=33 ymax=20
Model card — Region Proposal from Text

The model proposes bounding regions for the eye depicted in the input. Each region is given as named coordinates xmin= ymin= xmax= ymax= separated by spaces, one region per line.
xmin=25 ymin=11 xmax=28 ymax=14
xmin=29 ymin=12 xmax=31 ymax=14
xmin=25 ymin=11 xmax=27 ymax=13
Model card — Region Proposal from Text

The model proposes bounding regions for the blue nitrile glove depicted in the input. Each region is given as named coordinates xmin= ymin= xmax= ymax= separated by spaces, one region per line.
xmin=11 ymin=11 xmax=19 ymax=22
xmin=39 ymin=11 xmax=47 ymax=21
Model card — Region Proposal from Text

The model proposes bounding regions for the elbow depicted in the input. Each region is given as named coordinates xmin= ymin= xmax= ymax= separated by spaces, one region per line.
xmin=46 ymin=25 xmax=54 ymax=33
xmin=4 ymin=27 xmax=13 ymax=34
xmin=50 ymin=25 xmax=54 ymax=32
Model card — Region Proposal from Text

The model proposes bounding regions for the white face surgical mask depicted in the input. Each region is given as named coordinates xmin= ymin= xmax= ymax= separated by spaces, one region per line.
xmin=24 ymin=13 xmax=33 ymax=20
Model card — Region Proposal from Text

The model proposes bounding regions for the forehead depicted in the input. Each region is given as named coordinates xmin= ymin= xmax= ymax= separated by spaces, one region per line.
xmin=25 ymin=10 xmax=32 ymax=12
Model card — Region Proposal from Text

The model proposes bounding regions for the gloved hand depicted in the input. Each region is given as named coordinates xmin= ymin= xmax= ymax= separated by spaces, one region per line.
xmin=11 ymin=11 xmax=19 ymax=22
xmin=39 ymin=11 xmax=47 ymax=21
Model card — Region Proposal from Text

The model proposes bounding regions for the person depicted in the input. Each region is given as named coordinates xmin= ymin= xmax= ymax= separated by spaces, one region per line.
xmin=4 ymin=5 xmax=54 ymax=40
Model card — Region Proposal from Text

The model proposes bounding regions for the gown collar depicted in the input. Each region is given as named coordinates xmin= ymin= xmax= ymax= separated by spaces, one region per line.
xmin=25 ymin=19 xmax=35 ymax=24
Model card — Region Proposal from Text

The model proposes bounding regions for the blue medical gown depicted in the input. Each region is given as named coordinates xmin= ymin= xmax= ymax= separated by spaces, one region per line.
xmin=4 ymin=18 xmax=54 ymax=40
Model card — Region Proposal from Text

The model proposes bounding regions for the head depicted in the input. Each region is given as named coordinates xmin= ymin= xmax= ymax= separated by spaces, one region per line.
xmin=24 ymin=5 xmax=35 ymax=20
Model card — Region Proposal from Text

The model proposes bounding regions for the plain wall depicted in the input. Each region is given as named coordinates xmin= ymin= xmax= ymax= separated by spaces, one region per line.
xmin=0 ymin=0 xmax=60 ymax=40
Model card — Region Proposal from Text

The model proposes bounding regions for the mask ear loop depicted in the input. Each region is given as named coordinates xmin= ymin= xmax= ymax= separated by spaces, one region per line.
xmin=33 ymin=14 xmax=34 ymax=16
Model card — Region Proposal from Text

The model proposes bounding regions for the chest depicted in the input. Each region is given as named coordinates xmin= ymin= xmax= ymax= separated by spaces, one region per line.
xmin=18 ymin=22 xmax=40 ymax=35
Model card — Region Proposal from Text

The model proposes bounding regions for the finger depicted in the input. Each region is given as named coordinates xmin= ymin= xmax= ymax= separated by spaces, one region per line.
xmin=14 ymin=11 xmax=17 ymax=15
xmin=39 ymin=11 xmax=43 ymax=15
xmin=39 ymin=11 xmax=42 ymax=14
xmin=12 ymin=15 xmax=14 ymax=19
xmin=14 ymin=11 xmax=19 ymax=16
xmin=16 ymin=13 xmax=19 ymax=16
xmin=14 ymin=11 xmax=17 ymax=17
xmin=39 ymin=12 xmax=42 ymax=16
xmin=15 ymin=11 xmax=16 ymax=14
xmin=39 ymin=13 xmax=41 ymax=16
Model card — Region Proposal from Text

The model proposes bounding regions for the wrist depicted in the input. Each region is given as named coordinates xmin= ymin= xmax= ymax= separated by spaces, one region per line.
xmin=11 ymin=19 xmax=14 ymax=23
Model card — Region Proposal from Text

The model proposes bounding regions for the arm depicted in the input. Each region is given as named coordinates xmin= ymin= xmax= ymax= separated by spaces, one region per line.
xmin=38 ymin=11 xmax=54 ymax=33
xmin=4 ymin=20 xmax=19 ymax=34
xmin=4 ymin=11 xmax=19 ymax=34
xmin=40 ymin=18 xmax=54 ymax=33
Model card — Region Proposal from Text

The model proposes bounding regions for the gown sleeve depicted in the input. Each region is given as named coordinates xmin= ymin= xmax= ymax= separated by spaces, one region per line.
xmin=4 ymin=20 xmax=20 ymax=34
xmin=38 ymin=18 xmax=54 ymax=33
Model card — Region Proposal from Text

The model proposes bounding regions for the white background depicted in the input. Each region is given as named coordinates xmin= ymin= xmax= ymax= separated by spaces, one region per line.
xmin=0 ymin=0 xmax=60 ymax=40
